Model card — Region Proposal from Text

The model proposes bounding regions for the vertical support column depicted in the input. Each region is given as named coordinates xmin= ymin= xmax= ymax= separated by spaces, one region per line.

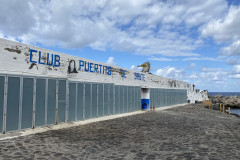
xmin=18 ymin=77 xmax=23 ymax=130
xmin=3 ymin=75 xmax=8 ymax=134
xmin=83 ymin=83 xmax=85 ymax=120
xmin=45 ymin=79 xmax=48 ymax=125
xmin=75 ymin=82 xmax=78 ymax=121
xmin=141 ymin=88 xmax=150 ymax=110
xmin=65 ymin=80 xmax=69 ymax=122
xmin=55 ymin=80 xmax=59 ymax=124
xmin=97 ymin=84 xmax=99 ymax=117
xmin=32 ymin=78 xmax=36 ymax=129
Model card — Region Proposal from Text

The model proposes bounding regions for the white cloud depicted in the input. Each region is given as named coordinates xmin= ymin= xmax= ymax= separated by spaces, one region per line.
xmin=0 ymin=0 xmax=35 ymax=36
xmin=189 ymin=73 xmax=198 ymax=79
xmin=227 ymin=58 xmax=240 ymax=65
xmin=226 ymin=65 xmax=240 ymax=79
xmin=199 ymin=4 xmax=240 ymax=83
xmin=187 ymin=67 xmax=230 ymax=85
xmin=199 ymin=71 xmax=228 ymax=82
xmin=220 ymin=40 xmax=240 ymax=56
xmin=200 ymin=67 xmax=223 ymax=72
xmin=0 ymin=32 xmax=4 ymax=38
xmin=201 ymin=5 xmax=240 ymax=43
xmin=200 ymin=4 xmax=240 ymax=74
xmin=130 ymin=65 xmax=142 ymax=71
xmin=0 ymin=0 xmax=229 ymax=57
xmin=106 ymin=57 xmax=116 ymax=66
xmin=148 ymin=57 xmax=175 ymax=61
xmin=233 ymin=65 xmax=240 ymax=73
xmin=155 ymin=66 xmax=186 ymax=80
xmin=189 ymin=63 xmax=196 ymax=68
xmin=229 ymin=74 xmax=240 ymax=79
xmin=230 ymin=69 xmax=240 ymax=79
xmin=145 ymin=0 xmax=227 ymax=27
xmin=182 ymin=57 xmax=222 ymax=61
xmin=0 ymin=33 xmax=18 ymax=42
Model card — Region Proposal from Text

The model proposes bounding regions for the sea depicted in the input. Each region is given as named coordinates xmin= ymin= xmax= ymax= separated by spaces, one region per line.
xmin=208 ymin=92 xmax=240 ymax=97
xmin=208 ymin=92 xmax=240 ymax=116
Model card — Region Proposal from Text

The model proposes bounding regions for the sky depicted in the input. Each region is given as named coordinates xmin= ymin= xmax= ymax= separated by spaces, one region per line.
xmin=0 ymin=0 xmax=240 ymax=92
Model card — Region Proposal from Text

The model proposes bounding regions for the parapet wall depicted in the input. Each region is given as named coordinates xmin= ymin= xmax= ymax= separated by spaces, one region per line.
xmin=0 ymin=38 xmax=208 ymax=103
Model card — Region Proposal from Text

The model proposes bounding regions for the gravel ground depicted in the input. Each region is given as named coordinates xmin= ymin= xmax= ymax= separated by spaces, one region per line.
xmin=0 ymin=104 xmax=239 ymax=160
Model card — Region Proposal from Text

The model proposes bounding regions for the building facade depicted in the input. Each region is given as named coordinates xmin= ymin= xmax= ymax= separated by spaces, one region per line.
xmin=0 ymin=38 xmax=208 ymax=134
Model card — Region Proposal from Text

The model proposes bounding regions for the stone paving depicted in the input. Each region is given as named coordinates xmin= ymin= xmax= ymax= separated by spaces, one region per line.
xmin=0 ymin=104 xmax=239 ymax=160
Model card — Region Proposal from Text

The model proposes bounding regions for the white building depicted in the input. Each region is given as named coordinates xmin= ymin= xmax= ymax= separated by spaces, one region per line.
xmin=0 ymin=38 xmax=208 ymax=134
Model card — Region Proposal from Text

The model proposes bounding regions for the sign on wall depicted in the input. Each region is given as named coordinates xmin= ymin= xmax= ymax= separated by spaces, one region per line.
xmin=28 ymin=48 xmax=145 ymax=81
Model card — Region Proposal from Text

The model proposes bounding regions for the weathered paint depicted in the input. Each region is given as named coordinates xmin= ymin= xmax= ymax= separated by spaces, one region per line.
xmin=0 ymin=38 xmax=208 ymax=103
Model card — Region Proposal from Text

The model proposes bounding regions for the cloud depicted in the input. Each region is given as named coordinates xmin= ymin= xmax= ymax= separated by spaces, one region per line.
xmin=148 ymin=57 xmax=176 ymax=61
xmin=232 ymin=65 xmax=240 ymax=73
xmin=226 ymin=58 xmax=240 ymax=65
xmin=0 ymin=0 xmax=229 ymax=57
xmin=106 ymin=57 xmax=116 ymax=66
xmin=187 ymin=67 xmax=230 ymax=85
xmin=201 ymin=5 xmax=240 ymax=43
xmin=0 ymin=32 xmax=3 ymax=38
xmin=199 ymin=71 xmax=228 ymax=82
xmin=0 ymin=0 xmax=35 ymax=36
xmin=189 ymin=63 xmax=196 ymax=68
xmin=220 ymin=40 xmax=240 ymax=56
xmin=229 ymin=74 xmax=240 ymax=79
xmin=130 ymin=65 xmax=142 ymax=71
xmin=189 ymin=73 xmax=198 ymax=79
xmin=200 ymin=67 xmax=223 ymax=72
xmin=182 ymin=56 xmax=222 ymax=61
xmin=155 ymin=66 xmax=186 ymax=80
xmin=228 ymin=65 xmax=240 ymax=79
xmin=200 ymin=4 xmax=240 ymax=77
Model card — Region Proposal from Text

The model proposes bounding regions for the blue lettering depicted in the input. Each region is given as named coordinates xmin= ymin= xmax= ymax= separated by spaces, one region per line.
xmin=30 ymin=49 xmax=37 ymax=63
xmin=54 ymin=55 xmax=60 ymax=67
xmin=141 ymin=74 xmax=145 ymax=81
xmin=47 ymin=53 xmax=53 ymax=66
xmin=135 ymin=73 xmax=140 ymax=80
xmin=38 ymin=51 xmax=45 ymax=65
xmin=29 ymin=49 xmax=61 ymax=67
xmin=108 ymin=66 xmax=112 ymax=75
xmin=94 ymin=64 xmax=98 ymax=73
xmin=90 ymin=63 xmax=94 ymax=72
xmin=134 ymin=72 xmax=145 ymax=81
xmin=85 ymin=61 xmax=89 ymax=72
xmin=121 ymin=69 xmax=126 ymax=78
xmin=79 ymin=60 xmax=84 ymax=70
xmin=103 ymin=66 xmax=108 ymax=74
xmin=99 ymin=64 xmax=102 ymax=74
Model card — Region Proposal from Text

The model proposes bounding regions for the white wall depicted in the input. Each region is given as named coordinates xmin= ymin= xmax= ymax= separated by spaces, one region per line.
xmin=187 ymin=84 xmax=209 ymax=103
xmin=0 ymin=38 xmax=208 ymax=103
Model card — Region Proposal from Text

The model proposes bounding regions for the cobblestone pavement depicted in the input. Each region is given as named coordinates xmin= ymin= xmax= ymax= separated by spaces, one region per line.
xmin=0 ymin=104 xmax=240 ymax=160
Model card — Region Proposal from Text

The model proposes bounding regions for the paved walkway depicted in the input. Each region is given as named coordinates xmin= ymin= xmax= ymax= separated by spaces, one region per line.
xmin=0 ymin=104 xmax=239 ymax=160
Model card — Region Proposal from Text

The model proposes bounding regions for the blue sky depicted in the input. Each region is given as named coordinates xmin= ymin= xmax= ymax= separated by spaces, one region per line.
xmin=1 ymin=0 xmax=240 ymax=92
